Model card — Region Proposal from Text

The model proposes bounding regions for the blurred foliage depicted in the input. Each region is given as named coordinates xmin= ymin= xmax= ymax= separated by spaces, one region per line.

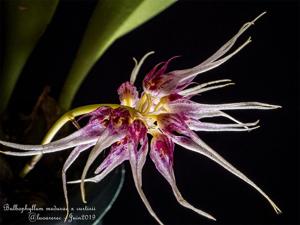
xmin=0 ymin=0 xmax=59 ymax=113
xmin=58 ymin=0 xmax=175 ymax=110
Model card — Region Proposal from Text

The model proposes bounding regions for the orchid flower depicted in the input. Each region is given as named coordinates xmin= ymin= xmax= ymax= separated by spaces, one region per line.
xmin=0 ymin=12 xmax=281 ymax=224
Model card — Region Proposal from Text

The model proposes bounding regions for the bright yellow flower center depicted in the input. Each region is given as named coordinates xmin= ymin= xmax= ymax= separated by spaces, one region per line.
xmin=121 ymin=92 xmax=169 ymax=133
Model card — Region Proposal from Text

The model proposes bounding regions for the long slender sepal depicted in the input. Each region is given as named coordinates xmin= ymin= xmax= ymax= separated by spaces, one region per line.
xmin=173 ymin=134 xmax=282 ymax=214
xmin=19 ymin=104 xmax=118 ymax=177
xmin=62 ymin=143 xmax=94 ymax=221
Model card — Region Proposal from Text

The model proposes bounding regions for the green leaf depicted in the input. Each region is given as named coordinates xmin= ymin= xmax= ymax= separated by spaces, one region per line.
xmin=0 ymin=0 xmax=59 ymax=113
xmin=58 ymin=0 xmax=176 ymax=111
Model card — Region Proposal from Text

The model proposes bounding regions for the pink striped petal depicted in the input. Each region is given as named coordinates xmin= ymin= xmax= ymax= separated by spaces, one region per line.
xmin=77 ymin=106 xmax=112 ymax=126
xmin=117 ymin=82 xmax=139 ymax=107
xmin=80 ymin=107 xmax=131 ymax=202
xmin=150 ymin=133 xmax=216 ymax=221
xmin=128 ymin=132 xmax=163 ymax=225
xmin=143 ymin=56 xmax=180 ymax=97
xmin=68 ymin=140 xmax=128 ymax=184
xmin=165 ymin=124 xmax=282 ymax=215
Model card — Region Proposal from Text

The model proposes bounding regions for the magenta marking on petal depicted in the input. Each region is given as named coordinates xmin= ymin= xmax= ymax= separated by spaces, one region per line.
xmin=150 ymin=133 xmax=217 ymax=221
xmin=94 ymin=138 xmax=129 ymax=174
xmin=143 ymin=55 xmax=180 ymax=83
xmin=128 ymin=120 xmax=147 ymax=143
xmin=109 ymin=107 xmax=131 ymax=134
xmin=117 ymin=81 xmax=139 ymax=107
xmin=166 ymin=93 xmax=183 ymax=102
xmin=80 ymin=125 xmax=127 ymax=203
xmin=150 ymin=134 xmax=174 ymax=174
xmin=143 ymin=56 xmax=180 ymax=96
xmin=157 ymin=113 xmax=191 ymax=138
xmin=156 ymin=56 xmax=180 ymax=76
xmin=144 ymin=61 xmax=165 ymax=80
xmin=77 ymin=106 xmax=112 ymax=124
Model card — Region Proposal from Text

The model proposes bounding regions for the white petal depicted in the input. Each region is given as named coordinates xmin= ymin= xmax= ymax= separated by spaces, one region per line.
xmin=80 ymin=128 xmax=125 ymax=203
xmin=62 ymin=143 xmax=93 ymax=221
xmin=128 ymin=141 xmax=164 ymax=225
xmin=172 ymin=133 xmax=282 ymax=214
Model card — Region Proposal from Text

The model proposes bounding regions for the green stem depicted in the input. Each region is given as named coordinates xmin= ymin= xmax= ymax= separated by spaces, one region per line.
xmin=20 ymin=103 xmax=119 ymax=177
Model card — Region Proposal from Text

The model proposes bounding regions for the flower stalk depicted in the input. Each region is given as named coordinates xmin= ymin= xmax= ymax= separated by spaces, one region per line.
xmin=19 ymin=104 xmax=120 ymax=177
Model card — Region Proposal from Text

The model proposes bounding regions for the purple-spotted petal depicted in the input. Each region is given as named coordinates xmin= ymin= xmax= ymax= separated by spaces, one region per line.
xmin=128 ymin=120 xmax=148 ymax=182
xmin=128 ymin=120 xmax=147 ymax=143
xmin=150 ymin=134 xmax=174 ymax=172
xmin=80 ymin=107 xmax=130 ymax=203
xmin=117 ymin=82 xmax=139 ymax=107
xmin=143 ymin=56 xmax=180 ymax=97
xmin=80 ymin=126 xmax=126 ymax=203
xmin=68 ymin=140 xmax=129 ymax=184
xmin=77 ymin=106 xmax=112 ymax=125
xmin=157 ymin=113 xmax=190 ymax=137
xmin=94 ymin=138 xmax=129 ymax=174
xmin=150 ymin=133 xmax=216 ymax=221
xmin=77 ymin=120 xmax=149 ymax=184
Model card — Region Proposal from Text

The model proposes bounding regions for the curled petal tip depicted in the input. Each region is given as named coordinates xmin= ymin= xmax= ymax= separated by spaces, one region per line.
xmin=252 ymin=11 xmax=267 ymax=24
xmin=208 ymin=215 xmax=217 ymax=221
xmin=247 ymin=125 xmax=260 ymax=131
xmin=273 ymin=105 xmax=282 ymax=109
xmin=80 ymin=181 xmax=87 ymax=203
xmin=262 ymin=103 xmax=281 ymax=109
xmin=272 ymin=203 xmax=282 ymax=214
xmin=81 ymin=196 xmax=87 ymax=204
xmin=64 ymin=211 xmax=70 ymax=222
xmin=276 ymin=208 xmax=282 ymax=214
xmin=247 ymin=36 xmax=252 ymax=43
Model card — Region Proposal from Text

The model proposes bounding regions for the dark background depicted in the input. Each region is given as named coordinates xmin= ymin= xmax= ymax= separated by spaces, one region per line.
xmin=0 ymin=0 xmax=299 ymax=224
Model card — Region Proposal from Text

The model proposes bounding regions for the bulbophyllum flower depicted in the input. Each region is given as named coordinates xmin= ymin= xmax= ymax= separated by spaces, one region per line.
xmin=0 ymin=12 xmax=281 ymax=224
